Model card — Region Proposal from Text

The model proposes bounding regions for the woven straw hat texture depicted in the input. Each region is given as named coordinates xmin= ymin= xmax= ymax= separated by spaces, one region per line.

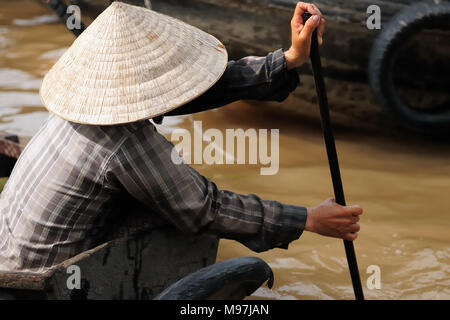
xmin=40 ymin=1 xmax=228 ymax=125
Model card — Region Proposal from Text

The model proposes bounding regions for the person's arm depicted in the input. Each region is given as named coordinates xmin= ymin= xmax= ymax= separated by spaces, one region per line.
xmin=104 ymin=123 xmax=362 ymax=247
xmin=164 ymin=2 xmax=326 ymax=117
xmin=165 ymin=49 xmax=300 ymax=117
xmin=103 ymin=124 xmax=307 ymax=252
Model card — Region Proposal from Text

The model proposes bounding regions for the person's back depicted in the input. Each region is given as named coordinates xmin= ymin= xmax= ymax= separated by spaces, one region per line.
xmin=0 ymin=114 xmax=149 ymax=272
xmin=0 ymin=112 xmax=308 ymax=274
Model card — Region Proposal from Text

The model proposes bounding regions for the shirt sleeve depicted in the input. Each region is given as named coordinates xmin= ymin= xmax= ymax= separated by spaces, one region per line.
xmin=165 ymin=48 xmax=300 ymax=116
xmin=103 ymin=124 xmax=307 ymax=252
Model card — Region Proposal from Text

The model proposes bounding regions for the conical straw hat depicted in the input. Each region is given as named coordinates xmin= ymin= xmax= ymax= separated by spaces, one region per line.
xmin=40 ymin=1 xmax=228 ymax=125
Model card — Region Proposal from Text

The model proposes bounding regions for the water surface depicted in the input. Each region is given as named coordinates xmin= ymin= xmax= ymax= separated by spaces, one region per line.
xmin=0 ymin=0 xmax=449 ymax=299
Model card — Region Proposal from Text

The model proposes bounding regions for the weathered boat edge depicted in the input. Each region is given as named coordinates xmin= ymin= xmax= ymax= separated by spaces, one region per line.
xmin=0 ymin=132 xmax=220 ymax=300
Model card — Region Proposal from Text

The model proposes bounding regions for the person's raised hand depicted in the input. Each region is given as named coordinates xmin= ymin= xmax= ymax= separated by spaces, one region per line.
xmin=284 ymin=2 xmax=326 ymax=70
xmin=305 ymin=198 xmax=363 ymax=241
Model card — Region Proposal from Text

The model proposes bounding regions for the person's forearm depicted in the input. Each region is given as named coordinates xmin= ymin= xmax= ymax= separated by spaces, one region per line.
xmin=106 ymin=125 xmax=307 ymax=252
xmin=200 ymin=179 xmax=308 ymax=252
xmin=165 ymin=49 xmax=300 ymax=116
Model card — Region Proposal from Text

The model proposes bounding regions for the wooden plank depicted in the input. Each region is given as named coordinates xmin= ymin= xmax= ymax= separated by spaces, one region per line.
xmin=0 ymin=271 xmax=51 ymax=291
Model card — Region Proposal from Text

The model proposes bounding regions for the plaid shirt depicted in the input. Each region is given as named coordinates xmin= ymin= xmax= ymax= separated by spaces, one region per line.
xmin=0 ymin=49 xmax=307 ymax=273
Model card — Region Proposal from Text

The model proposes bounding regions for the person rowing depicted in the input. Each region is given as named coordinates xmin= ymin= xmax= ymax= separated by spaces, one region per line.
xmin=0 ymin=2 xmax=362 ymax=273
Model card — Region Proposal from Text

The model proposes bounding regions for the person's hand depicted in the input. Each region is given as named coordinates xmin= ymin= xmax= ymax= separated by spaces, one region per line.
xmin=305 ymin=198 xmax=363 ymax=241
xmin=284 ymin=2 xmax=326 ymax=70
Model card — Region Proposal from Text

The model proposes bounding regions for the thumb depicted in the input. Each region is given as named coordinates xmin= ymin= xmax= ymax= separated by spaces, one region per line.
xmin=300 ymin=14 xmax=320 ymax=40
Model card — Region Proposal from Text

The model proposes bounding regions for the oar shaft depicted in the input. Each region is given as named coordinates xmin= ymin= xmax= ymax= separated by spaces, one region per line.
xmin=303 ymin=12 xmax=365 ymax=300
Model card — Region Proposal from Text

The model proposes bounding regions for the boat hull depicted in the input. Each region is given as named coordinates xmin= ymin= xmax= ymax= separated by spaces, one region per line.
xmin=36 ymin=0 xmax=450 ymax=134
xmin=0 ymin=133 xmax=219 ymax=299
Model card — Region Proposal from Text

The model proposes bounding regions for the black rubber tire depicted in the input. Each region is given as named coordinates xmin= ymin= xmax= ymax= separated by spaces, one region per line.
xmin=154 ymin=257 xmax=273 ymax=300
xmin=368 ymin=1 xmax=450 ymax=133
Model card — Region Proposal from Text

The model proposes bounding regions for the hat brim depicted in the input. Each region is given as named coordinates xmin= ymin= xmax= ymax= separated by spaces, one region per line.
xmin=40 ymin=2 xmax=228 ymax=125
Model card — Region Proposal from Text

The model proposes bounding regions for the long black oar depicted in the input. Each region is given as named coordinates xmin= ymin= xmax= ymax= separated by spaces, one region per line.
xmin=302 ymin=12 xmax=364 ymax=300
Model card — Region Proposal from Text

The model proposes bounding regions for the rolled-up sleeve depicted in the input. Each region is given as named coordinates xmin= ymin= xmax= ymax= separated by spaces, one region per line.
xmin=103 ymin=124 xmax=307 ymax=252
xmin=165 ymin=48 xmax=300 ymax=116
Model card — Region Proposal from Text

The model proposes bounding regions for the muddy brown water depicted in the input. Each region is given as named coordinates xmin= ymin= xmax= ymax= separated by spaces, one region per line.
xmin=0 ymin=0 xmax=449 ymax=299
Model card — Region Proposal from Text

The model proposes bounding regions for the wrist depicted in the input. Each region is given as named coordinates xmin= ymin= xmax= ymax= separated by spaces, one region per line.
xmin=305 ymin=207 xmax=315 ymax=232
xmin=284 ymin=48 xmax=302 ymax=70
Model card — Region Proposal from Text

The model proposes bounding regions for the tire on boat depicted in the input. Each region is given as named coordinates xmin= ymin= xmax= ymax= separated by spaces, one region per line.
xmin=368 ymin=1 xmax=450 ymax=134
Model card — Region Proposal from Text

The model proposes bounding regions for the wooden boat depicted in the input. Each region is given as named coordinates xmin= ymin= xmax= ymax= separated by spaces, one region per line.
xmin=0 ymin=132 xmax=273 ymax=299
xmin=36 ymin=0 xmax=450 ymax=133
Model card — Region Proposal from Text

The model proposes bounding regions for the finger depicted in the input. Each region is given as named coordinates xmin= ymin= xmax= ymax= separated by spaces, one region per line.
xmin=292 ymin=2 xmax=322 ymax=28
xmin=339 ymin=215 xmax=360 ymax=223
xmin=291 ymin=2 xmax=310 ymax=29
xmin=309 ymin=3 xmax=322 ymax=16
xmin=347 ymin=223 xmax=360 ymax=233
xmin=300 ymin=15 xmax=320 ymax=43
xmin=344 ymin=205 xmax=363 ymax=216
xmin=344 ymin=232 xmax=358 ymax=241
xmin=300 ymin=14 xmax=321 ymax=40
xmin=318 ymin=18 xmax=325 ymax=45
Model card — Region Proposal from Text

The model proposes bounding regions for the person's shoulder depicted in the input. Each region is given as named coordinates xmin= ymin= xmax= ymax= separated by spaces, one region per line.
xmin=120 ymin=119 xmax=154 ymax=133
xmin=106 ymin=119 xmax=159 ymax=152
